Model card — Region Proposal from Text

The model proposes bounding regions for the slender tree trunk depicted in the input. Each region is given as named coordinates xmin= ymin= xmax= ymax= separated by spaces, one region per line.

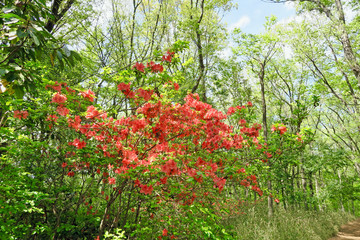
xmin=333 ymin=0 xmax=360 ymax=88
xmin=337 ymin=170 xmax=345 ymax=212
xmin=291 ymin=166 xmax=296 ymax=205
xmin=314 ymin=170 xmax=322 ymax=211
xmin=281 ymin=168 xmax=287 ymax=210
xmin=258 ymin=62 xmax=273 ymax=216
xmin=309 ymin=173 xmax=315 ymax=211
xmin=301 ymin=166 xmax=308 ymax=210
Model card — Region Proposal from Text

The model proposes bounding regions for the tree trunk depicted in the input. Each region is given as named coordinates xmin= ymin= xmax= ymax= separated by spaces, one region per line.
xmin=314 ymin=170 xmax=322 ymax=211
xmin=337 ymin=170 xmax=345 ymax=212
xmin=258 ymin=62 xmax=273 ymax=216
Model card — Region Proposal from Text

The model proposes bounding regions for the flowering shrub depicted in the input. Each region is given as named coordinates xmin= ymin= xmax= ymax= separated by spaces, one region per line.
xmin=5 ymin=49 xmax=311 ymax=239
xmin=13 ymin=110 xmax=28 ymax=119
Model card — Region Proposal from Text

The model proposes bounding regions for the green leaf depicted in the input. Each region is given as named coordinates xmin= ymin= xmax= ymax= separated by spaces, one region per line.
xmin=13 ymin=85 xmax=24 ymax=99
xmin=0 ymin=13 xmax=23 ymax=20
xmin=4 ymin=17 xmax=20 ymax=25
xmin=56 ymin=50 xmax=62 ymax=60
xmin=2 ymin=7 xmax=16 ymax=14
xmin=0 ymin=68 xmax=9 ymax=76
xmin=28 ymin=30 xmax=40 ymax=46
xmin=70 ymin=50 xmax=82 ymax=61
xmin=17 ymin=29 xmax=28 ymax=38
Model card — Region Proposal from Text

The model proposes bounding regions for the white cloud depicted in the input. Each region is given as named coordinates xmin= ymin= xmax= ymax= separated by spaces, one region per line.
xmin=230 ymin=15 xmax=251 ymax=30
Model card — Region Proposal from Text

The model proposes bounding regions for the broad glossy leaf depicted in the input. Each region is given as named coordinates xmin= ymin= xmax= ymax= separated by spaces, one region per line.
xmin=0 ymin=13 xmax=23 ymax=20
xmin=28 ymin=29 xmax=40 ymax=46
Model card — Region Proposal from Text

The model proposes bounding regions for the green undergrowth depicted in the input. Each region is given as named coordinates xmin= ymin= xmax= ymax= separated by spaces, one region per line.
xmin=224 ymin=203 xmax=355 ymax=240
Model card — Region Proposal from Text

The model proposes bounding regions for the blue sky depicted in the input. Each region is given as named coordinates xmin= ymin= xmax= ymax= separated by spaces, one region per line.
xmin=223 ymin=0 xmax=296 ymax=33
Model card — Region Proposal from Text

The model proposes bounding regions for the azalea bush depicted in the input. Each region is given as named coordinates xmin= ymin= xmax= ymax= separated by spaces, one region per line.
xmin=1 ymin=48 xmax=311 ymax=239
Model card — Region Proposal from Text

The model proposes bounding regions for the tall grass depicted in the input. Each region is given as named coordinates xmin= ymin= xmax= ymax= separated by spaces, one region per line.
xmin=224 ymin=203 xmax=355 ymax=240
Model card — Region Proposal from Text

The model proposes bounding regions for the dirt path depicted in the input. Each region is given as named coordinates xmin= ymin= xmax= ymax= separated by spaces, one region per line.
xmin=329 ymin=218 xmax=360 ymax=240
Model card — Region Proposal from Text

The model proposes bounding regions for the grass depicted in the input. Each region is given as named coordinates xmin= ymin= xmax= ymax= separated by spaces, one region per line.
xmin=224 ymin=203 xmax=355 ymax=240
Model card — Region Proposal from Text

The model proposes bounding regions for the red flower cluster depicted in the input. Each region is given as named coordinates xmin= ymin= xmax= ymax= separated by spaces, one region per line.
xmin=46 ymin=82 xmax=72 ymax=118
xmin=86 ymin=106 xmax=106 ymax=119
xmin=213 ymin=176 xmax=226 ymax=192
xmin=132 ymin=61 xmax=164 ymax=73
xmin=56 ymin=105 xmax=70 ymax=116
xmin=68 ymin=115 xmax=81 ymax=130
xmin=79 ymin=89 xmax=95 ymax=102
xmin=161 ymin=159 xmax=179 ymax=176
xmin=140 ymin=184 xmax=153 ymax=195
xmin=13 ymin=110 xmax=28 ymax=120
xmin=133 ymin=62 xmax=145 ymax=72
xmin=161 ymin=50 xmax=175 ymax=63
xmin=147 ymin=61 xmax=163 ymax=73
xmin=117 ymin=82 xmax=135 ymax=98
xmin=52 ymin=93 xmax=67 ymax=104
xmin=271 ymin=124 xmax=287 ymax=135
xmin=69 ymin=138 xmax=86 ymax=149
xmin=136 ymin=88 xmax=153 ymax=101
xmin=240 ymin=124 xmax=262 ymax=138
xmin=237 ymin=168 xmax=246 ymax=174
xmin=117 ymin=82 xmax=130 ymax=92
xmin=174 ymin=82 xmax=179 ymax=91
xmin=46 ymin=114 xmax=58 ymax=122
xmin=108 ymin=177 xmax=116 ymax=185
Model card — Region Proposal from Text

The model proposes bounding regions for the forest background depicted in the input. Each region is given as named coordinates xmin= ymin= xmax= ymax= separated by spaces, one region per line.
xmin=1 ymin=0 xmax=360 ymax=239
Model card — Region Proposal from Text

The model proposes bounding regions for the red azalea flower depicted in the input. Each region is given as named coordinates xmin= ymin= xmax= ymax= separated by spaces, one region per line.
xmin=174 ymin=82 xmax=179 ymax=90
xmin=132 ymin=62 xmax=145 ymax=72
xmin=162 ymin=54 xmax=172 ymax=63
xmin=151 ymin=63 xmax=163 ymax=73
xmin=13 ymin=110 xmax=28 ymax=119
xmin=117 ymin=82 xmax=131 ymax=91
xmin=227 ymin=107 xmax=236 ymax=115
xmin=271 ymin=125 xmax=277 ymax=133
xmin=46 ymin=114 xmax=58 ymax=122
xmin=160 ymin=176 xmax=167 ymax=184
xmin=108 ymin=177 xmax=116 ymax=185
xmin=238 ymin=119 xmax=247 ymax=126
xmin=56 ymin=106 xmax=70 ymax=116
xmin=79 ymin=90 xmax=95 ymax=102
xmin=85 ymin=105 xmax=100 ymax=119
xmin=140 ymin=184 xmax=153 ymax=195
xmin=278 ymin=126 xmax=287 ymax=135
xmin=52 ymin=93 xmax=67 ymax=104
